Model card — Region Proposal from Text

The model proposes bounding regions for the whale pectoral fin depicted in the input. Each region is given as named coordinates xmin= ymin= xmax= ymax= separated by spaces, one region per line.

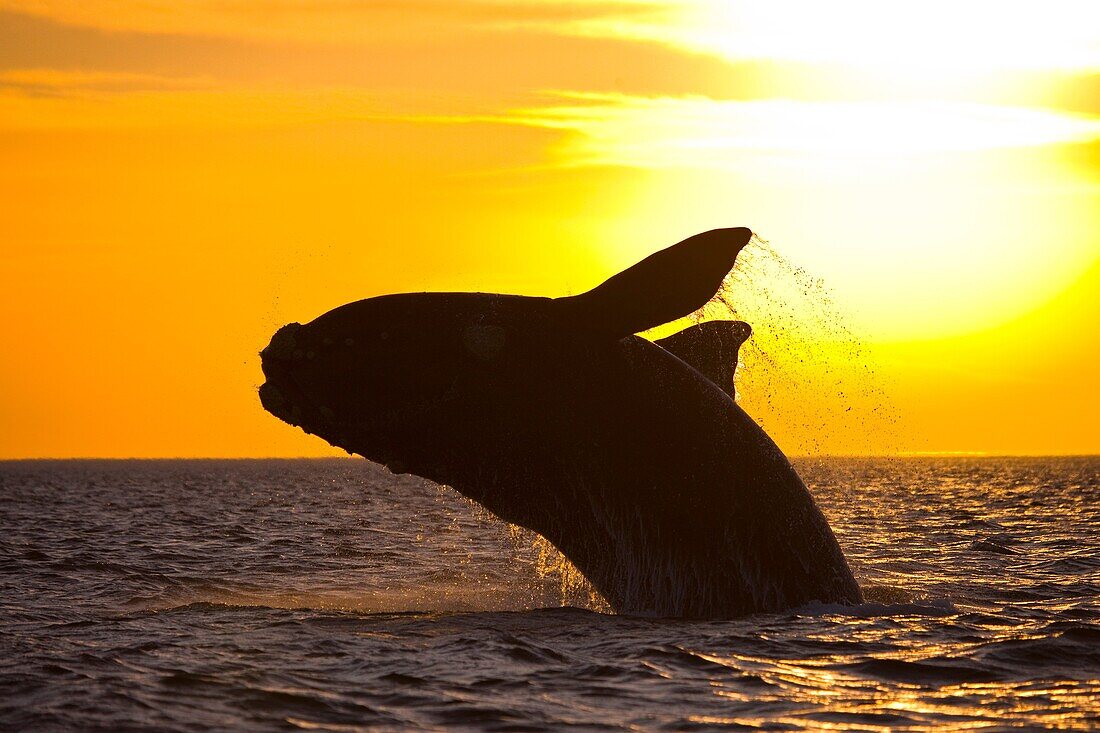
xmin=554 ymin=228 xmax=752 ymax=337
xmin=655 ymin=321 xmax=751 ymax=399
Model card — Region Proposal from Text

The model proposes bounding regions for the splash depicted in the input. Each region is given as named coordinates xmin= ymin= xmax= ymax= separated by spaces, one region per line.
xmin=647 ymin=233 xmax=899 ymax=455
xmin=441 ymin=486 xmax=610 ymax=612
xmin=507 ymin=524 xmax=611 ymax=613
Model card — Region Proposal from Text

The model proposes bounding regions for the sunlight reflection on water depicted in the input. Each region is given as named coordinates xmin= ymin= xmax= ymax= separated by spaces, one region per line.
xmin=1 ymin=457 xmax=1098 ymax=731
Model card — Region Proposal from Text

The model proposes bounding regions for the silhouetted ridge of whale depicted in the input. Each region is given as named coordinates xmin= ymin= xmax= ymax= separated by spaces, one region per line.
xmin=259 ymin=228 xmax=862 ymax=617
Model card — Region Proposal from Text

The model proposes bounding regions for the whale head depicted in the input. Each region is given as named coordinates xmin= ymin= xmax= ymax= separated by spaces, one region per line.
xmin=259 ymin=292 xmax=524 ymax=474
xmin=259 ymin=226 xmax=752 ymax=491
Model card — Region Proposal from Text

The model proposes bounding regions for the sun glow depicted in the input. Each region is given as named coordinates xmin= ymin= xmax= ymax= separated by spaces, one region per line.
xmin=481 ymin=90 xmax=1099 ymax=343
xmin=573 ymin=0 xmax=1100 ymax=78
xmin=0 ymin=0 xmax=1097 ymax=457
xmin=509 ymin=94 xmax=1100 ymax=164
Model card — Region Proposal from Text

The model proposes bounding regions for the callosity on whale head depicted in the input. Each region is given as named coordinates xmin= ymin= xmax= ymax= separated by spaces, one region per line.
xmin=259 ymin=227 xmax=863 ymax=617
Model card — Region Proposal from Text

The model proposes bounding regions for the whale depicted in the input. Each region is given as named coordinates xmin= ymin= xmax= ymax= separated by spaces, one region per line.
xmin=258 ymin=228 xmax=862 ymax=617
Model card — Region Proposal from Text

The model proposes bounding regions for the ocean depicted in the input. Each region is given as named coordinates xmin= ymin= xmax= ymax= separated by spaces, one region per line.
xmin=2 ymin=457 xmax=1098 ymax=731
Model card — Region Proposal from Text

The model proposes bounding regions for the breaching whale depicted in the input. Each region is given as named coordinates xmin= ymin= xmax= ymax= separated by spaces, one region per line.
xmin=259 ymin=228 xmax=862 ymax=617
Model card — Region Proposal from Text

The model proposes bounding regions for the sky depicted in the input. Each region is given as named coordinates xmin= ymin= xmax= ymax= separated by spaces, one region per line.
xmin=1 ymin=0 xmax=1098 ymax=458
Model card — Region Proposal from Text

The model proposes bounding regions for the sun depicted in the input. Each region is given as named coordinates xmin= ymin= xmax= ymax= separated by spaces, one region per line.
xmin=594 ymin=0 xmax=1100 ymax=81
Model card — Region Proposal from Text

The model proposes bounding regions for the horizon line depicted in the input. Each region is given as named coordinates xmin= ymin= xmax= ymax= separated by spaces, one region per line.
xmin=2 ymin=453 xmax=1098 ymax=461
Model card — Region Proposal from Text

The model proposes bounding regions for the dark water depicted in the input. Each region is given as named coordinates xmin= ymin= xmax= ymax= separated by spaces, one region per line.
xmin=2 ymin=457 xmax=1098 ymax=731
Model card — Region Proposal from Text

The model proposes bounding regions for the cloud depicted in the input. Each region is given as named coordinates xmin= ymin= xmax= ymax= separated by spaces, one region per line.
xmin=0 ymin=84 xmax=397 ymax=129
xmin=487 ymin=93 xmax=1100 ymax=169
xmin=0 ymin=1 xmax=659 ymax=43
xmin=0 ymin=69 xmax=214 ymax=96
xmin=4 ymin=4 xmax=1100 ymax=120
xmin=563 ymin=0 xmax=1100 ymax=75
xmin=0 ymin=8 xmax=746 ymax=103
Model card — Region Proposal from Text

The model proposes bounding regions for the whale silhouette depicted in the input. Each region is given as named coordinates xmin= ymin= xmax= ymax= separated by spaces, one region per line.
xmin=259 ymin=228 xmax=862 ymax=617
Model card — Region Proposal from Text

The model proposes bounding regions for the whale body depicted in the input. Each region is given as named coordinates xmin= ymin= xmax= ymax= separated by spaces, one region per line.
xmin=259 ymin=228 xmax=862 ymax=617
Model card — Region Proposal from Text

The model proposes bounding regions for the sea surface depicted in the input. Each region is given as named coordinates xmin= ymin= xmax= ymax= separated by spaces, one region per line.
xmin=1 ymin=457 xmax=1098 ymax=731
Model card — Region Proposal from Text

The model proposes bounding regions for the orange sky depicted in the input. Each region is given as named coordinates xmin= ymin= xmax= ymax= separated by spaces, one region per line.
xmin=1 ymin=1 xmax=1097 ymax=458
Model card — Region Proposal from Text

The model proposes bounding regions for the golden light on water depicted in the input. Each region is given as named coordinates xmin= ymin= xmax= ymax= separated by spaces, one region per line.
xmin=687 ymin=629 xmax=1100 ymax=730
xmin=0 ymin=1 xmax=1097 ymax=457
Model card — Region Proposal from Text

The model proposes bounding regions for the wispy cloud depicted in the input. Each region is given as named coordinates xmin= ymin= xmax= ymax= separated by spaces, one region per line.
xmin=7 ymin=76 xmax=1099 ymax=175
xmin=5 ymin=3 xmax=1100 ymax=120
xmin=0 ymin=0 xmax=656 ymax=42
xmin=0 ymin=68 xmax=215 ymax=95
xmin=488 ymin=93 xmax=1100 ymax=169
xmin=562 ymin=0 xmax=1100 ymax=75
xmin=0 ymin=84 xmax=399 ymax=129
xmin=0 ymin=7 xmax=745 ymax=105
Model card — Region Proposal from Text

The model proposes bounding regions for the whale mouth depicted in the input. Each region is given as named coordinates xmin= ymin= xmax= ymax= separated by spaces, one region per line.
xmin=258 ymin=362 xmax=420 ymax=473
xmin=258 ymin=361 xmax=318 ymax=433
xmin=259 ymin=324 xmax=338 ymax=439
xmin=257 ymin=378 xmax=302 ymax=427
